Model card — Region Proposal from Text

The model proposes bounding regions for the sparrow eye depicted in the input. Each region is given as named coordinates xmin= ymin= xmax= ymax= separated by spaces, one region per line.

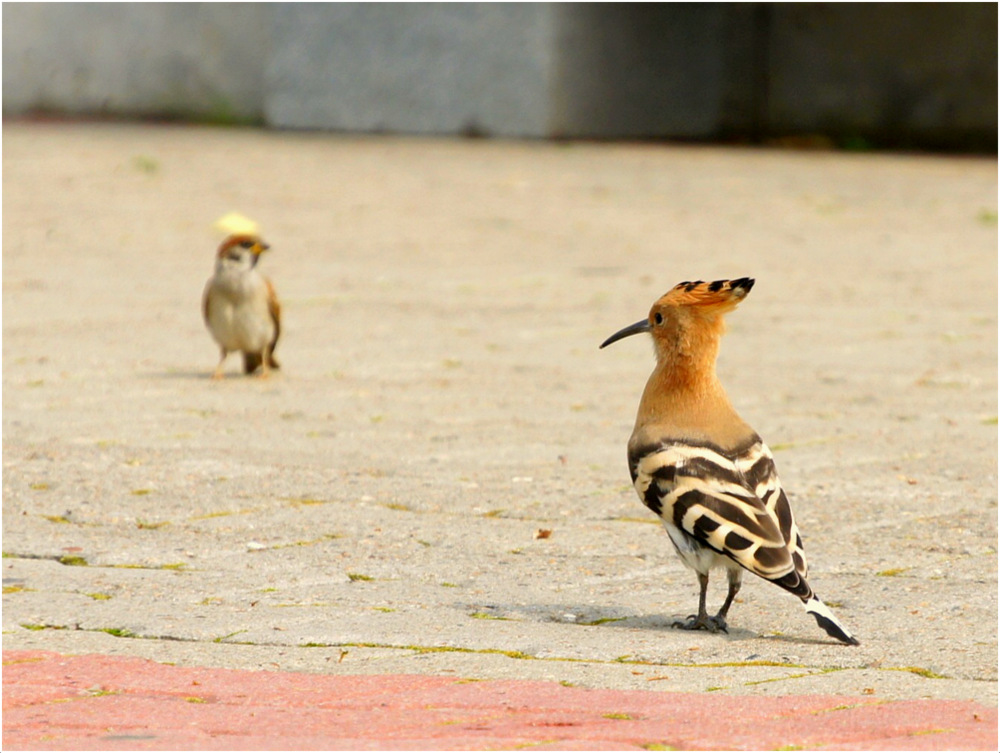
xmin=654 ymin=312 xmax=663 ymax=325
xmin=239 ymin=240 xmax=255 ymax=249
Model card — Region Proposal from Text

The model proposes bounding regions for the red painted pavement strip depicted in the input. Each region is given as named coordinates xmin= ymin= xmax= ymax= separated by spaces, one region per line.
xmin=3 ymin=650 xmax=995 ymax=751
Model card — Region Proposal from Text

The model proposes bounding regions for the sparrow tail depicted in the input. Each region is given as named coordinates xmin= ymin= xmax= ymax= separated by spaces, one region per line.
xmin=243 ymin=352 xmax=262 ymax=374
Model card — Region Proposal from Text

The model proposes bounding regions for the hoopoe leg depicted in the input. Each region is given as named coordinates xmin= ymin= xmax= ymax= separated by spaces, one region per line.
xmin=672 ymin=572 xmax=726 ymax=633
xmin=713 ymin=568 xmax=743 ymax=631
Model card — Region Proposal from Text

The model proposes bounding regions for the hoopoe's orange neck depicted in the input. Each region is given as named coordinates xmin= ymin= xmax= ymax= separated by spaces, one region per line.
xmin=637 ymin=354 xmax=729 ymax=421
xmin=632 ymin=326 xmax=754 ymax=449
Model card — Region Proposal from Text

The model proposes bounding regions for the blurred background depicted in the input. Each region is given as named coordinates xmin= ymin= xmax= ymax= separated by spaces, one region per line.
xmin=3 ymin=2 xmax=997 ymax=151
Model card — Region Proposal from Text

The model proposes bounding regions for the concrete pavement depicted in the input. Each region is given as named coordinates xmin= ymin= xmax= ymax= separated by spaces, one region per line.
xmin=2 ymin=122 xmax=997 ymax=747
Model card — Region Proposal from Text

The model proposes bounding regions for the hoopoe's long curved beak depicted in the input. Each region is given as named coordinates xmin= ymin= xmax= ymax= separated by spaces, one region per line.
xmin=600 ymin=319 xmax=651 ymax=349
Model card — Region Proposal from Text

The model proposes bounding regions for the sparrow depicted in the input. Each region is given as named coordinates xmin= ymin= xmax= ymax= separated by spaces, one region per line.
xmin=202 ymin=234 xmax=281 ymax=379
xmin=600 ymin=277 xmax=859 ymax=645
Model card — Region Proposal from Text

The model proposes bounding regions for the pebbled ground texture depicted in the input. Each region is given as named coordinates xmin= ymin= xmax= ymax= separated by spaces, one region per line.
xmin=3 ymin=123 xmax=997 ymax=749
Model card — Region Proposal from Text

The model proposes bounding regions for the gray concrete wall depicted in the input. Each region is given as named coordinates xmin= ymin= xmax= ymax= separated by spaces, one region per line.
xmin=3 ymin=3 xmax=996 ymax=148
xmin=2 ymin=2 xmax=268 ymax=123
xmin=551 ymin=4 xmax=734 ymax=138
xmin=766 ymin=3 xmax=998 ymax=149
xmin=266 ymin=4 xmax=556 ymax=137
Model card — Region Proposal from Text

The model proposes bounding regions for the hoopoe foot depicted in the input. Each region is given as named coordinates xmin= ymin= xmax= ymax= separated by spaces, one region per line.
xmin=672 ymin=613 xmax=728 ymax=633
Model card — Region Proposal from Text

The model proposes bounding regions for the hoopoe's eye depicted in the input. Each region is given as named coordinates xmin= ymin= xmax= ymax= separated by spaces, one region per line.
xmin=653 ymin=312 xmax=663 ymax=325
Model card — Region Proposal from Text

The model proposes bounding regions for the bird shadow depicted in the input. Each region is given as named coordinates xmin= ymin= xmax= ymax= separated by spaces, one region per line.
xmin=463 ymin=601 xmax=843 ymax=647
xmin=144 ymin=370 xmax=215 ymax=381
xmin=142 ymin=370 xmax=280 ymax=382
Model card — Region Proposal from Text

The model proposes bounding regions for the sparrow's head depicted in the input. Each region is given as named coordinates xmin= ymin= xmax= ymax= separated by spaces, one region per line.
xmin=600 ymin=278 xmax=754 ymax=361
xmin=216 ymin=234 xmax=271 ymax=272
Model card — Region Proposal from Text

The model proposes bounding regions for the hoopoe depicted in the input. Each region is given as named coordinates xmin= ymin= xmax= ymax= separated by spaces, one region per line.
xmin=600 ymin=277 xmax=859 ymax=645
xmin=203 ymin=234 xmax=282 ymax=379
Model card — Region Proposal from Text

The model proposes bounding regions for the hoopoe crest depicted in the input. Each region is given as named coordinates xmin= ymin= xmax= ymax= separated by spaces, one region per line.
xmin=601 ymin=278 xmax=859 ymax=645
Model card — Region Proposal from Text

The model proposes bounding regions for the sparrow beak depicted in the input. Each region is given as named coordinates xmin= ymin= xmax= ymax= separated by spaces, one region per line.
xmin=599 ymin=319 xmax=652 ymax=349
xmin=254 ymin=242 xmax=271 ymax=254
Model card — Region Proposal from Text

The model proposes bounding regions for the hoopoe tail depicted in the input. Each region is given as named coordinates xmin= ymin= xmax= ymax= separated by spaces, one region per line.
xmin=804 ymin=595 xmax=859 ymax=646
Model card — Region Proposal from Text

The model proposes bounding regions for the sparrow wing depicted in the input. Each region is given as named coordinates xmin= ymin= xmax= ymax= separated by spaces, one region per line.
xmin=202 ymin=280 xmax=213 ymax=326
xmin=265 ymin=277 xmax=281 ymax=366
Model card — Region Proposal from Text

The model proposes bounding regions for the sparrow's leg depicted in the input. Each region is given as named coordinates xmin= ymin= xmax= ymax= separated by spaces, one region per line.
xmin=673 ymin=572 xmax=728 ymax=633
xmin=212 ymin=349 xmax=228 ymax=380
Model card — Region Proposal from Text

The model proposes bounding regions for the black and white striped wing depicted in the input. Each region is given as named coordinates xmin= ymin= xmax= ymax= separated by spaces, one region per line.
xmin=740 ymin=442 xmax=809 ymax=580
xmin=632 ymin=442 xmax=809 ymax=597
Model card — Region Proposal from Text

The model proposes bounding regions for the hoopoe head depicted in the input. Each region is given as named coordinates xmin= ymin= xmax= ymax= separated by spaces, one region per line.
xmin=216 ymin=234 xmax=271 ymax=273
xmin=600 ymin=278 xmax=754 ymax=364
